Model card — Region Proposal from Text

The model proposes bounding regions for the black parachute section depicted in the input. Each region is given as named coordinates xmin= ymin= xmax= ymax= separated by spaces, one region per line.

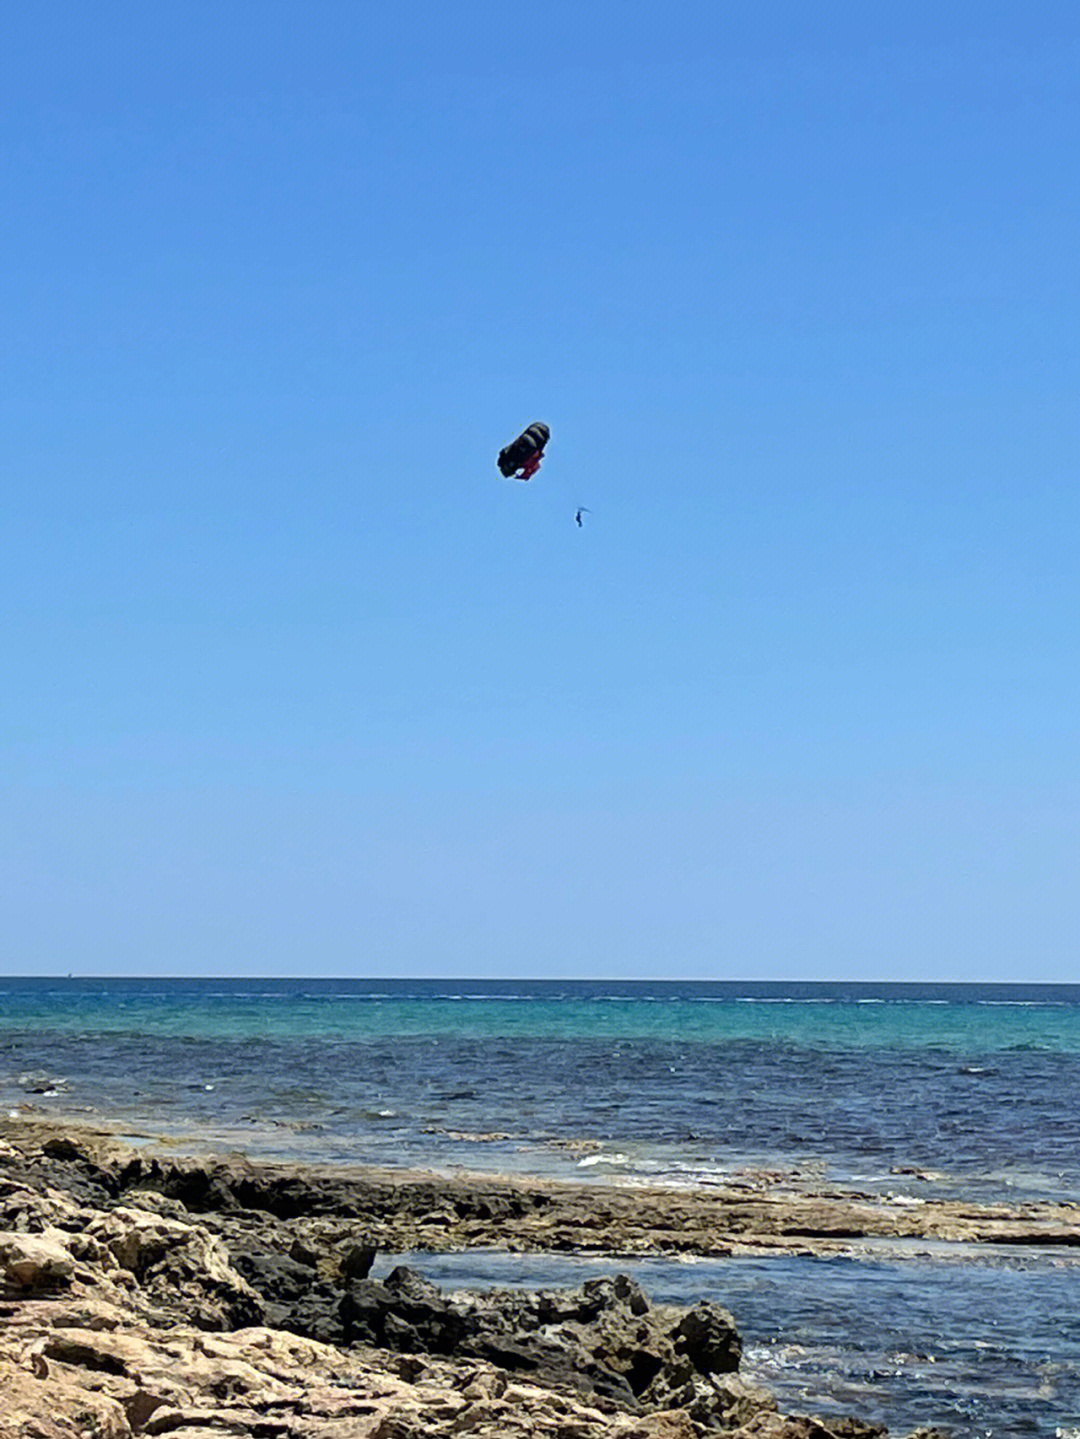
xmin=497 ymin=422 xmax=550 ymax=479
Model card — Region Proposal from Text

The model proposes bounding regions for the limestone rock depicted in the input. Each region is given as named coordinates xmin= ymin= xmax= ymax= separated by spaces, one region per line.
xmin=732 ymin=1416 xmax=888 ymax=1439
xmin=339 ymin=1264 xmax=748 ymax=1421
xmin=0 ymin=1122 xmax=965 ymax=1438
xmin=85 ymin=1206 xmax=263 ymax=1329
xmin=669 ymin=1300 xmax=743 ymax=1373
xmin=0 ymin=1228 xmax=77 ymax=1292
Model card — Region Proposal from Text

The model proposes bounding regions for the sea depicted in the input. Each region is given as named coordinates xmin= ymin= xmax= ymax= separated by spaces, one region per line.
xmin=2 ymin=976 xmax=1078 ymax=1438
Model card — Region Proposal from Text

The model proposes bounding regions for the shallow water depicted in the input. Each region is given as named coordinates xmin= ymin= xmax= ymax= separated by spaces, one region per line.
xmin=4 ymin=977 xmax=1079 ymax=1435
xmin=3 ymin=978 xmax=1080 ymax=1203
xmin=371 ymin=1248 xmax=1080 ymax=1439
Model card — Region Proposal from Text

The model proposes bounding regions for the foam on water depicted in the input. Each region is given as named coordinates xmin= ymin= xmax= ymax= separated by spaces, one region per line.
xmin=5 ymin=978 xmax=1080 ymax=1434
xmin=368 ymin=1248 xmax=1080 ymax=1439
xmin=4 ymin=979 xmax=1080 ymax=1202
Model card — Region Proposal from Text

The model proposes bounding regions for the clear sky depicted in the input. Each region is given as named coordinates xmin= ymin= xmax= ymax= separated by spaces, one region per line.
xmin=3 ymin=2 xmax=1079 ymax=981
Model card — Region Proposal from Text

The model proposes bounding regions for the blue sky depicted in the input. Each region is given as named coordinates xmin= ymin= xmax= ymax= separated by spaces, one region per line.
xmin=3 ymin=1 xmax=1079 ymax=981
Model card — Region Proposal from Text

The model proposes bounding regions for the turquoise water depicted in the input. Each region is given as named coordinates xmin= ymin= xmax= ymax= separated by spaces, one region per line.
xmin=5 ymin=977 xmax=1080 ymax=1047
xmin=3 ymin=978 xmax=1079 ymax=1202
xmin=3 ymin=977 xmax=1079 ymax=1437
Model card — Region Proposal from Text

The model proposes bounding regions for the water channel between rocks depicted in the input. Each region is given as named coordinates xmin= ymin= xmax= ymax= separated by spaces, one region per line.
xmin=368 ymin=1247 xmax=1080 ymax=1439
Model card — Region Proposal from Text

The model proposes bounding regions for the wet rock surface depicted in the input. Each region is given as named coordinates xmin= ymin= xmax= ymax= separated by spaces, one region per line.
xmin=3 ymin=1118 xmax=1078 ymax=1261
xmin=0 ymin=1123 xmax=974 ymax=1436
xmin=337 ymin=1266 xmax=742 ymax=1410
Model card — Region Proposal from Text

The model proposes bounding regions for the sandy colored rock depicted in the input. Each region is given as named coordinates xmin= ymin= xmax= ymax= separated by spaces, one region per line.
xmin=5 ymin=1116 xmax=1077 ymax=1260
xmin=0 ymin=1228 xmax=77 ymax=1291
xmin=84 ymin=1205 xmax=263 ymax=1329
xmin=0 ymin=1119 xmax=1011 ymax=1437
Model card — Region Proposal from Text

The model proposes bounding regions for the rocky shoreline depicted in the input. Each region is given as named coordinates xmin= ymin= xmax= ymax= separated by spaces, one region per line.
xmin=4 ymin=1118 xmax=1075 ymax=1437
xmin=5 ymin=1117 xmax=1078 ymax=1259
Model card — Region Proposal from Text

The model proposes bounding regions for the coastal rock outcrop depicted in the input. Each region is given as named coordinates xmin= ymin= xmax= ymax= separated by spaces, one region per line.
xmin=0 ymin=1228 xmax=79 ymax=1293
xmin=84 ymin=1205 xmax=264 ymax=1330
xmin=338 ymin=1266 xmax=744 ymax=1411
xmin=0 ymin=1124 xmax=953 ymax=1438
xmin=5 ymin=1120 xmax=1080 ymax=1259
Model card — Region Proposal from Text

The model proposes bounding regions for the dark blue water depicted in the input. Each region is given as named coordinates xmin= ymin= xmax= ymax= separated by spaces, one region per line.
xmin=3 ymin=977 xmax=1079 ymax=1436
xmin=371 ymin=1248 xmax=1080 ymax=1439
xmin=3 ymin=978 xmax=1079 ymax=1204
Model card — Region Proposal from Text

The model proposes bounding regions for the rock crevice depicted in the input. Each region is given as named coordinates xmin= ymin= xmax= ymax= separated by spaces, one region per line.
xmin=0 ymin=1124 xmax=959 ymax=1438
